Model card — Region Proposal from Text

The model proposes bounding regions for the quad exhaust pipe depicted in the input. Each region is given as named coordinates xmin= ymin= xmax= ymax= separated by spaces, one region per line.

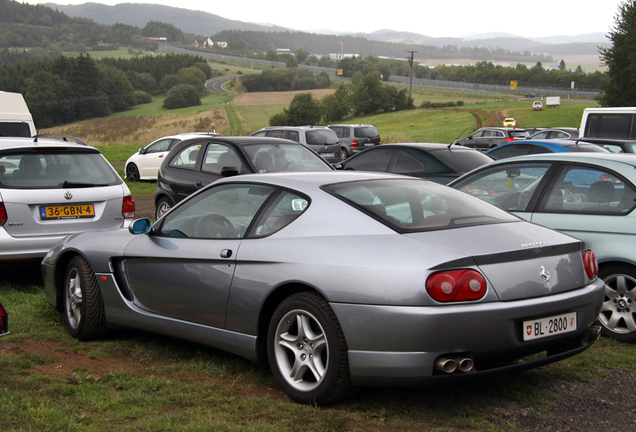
xmin=434 ymin=356 xmax=474 ymax=374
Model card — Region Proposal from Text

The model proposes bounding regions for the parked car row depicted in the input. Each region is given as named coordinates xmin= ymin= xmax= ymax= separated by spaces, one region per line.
xmin=5 ymin=110 xmax=636 ymax=405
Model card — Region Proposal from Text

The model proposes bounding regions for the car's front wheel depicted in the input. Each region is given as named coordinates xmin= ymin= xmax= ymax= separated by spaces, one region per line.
xmin=64 ymin=256 xmax=108 ymax=340
xmin=598 ymin=263 xmax=636 ymax=342
xmin=155 ymin=197 xmax=172 ymax=220
xmin=267 ymin=292 xmax=353 ymax=405
xmin=126 ymin=163 xmax=140 ymax=182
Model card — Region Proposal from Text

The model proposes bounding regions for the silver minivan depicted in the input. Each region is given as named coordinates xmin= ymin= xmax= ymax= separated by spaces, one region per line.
xmin=0 ymin=136 xmax=135 ymax=265
xmin=251 ymin=126 xmax=340 ymax=163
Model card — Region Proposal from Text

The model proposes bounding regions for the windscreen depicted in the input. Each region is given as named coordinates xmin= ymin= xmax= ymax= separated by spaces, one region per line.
xmin=0 ymin=149 xmax=121 ymax=189
xmin=324 ymin=178 xmax=519 ymax=232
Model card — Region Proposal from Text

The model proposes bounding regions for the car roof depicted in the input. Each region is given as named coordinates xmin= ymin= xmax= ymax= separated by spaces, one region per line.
xmin=175 ymin=135 xmax=315 ymax=147
xmin=382 ymin=142 xmax=482 ymax=152
xmin=256 ymin=125 xmax=331 ymax=131
xmin=0 ymin=136 xmax=95 ymax=151
xmin=327 ymin=124 xmax=375 ymax=128
xmin=150 ymin=132 xmax=221 ymax=141
xmin=485 ymin=151 xmax=636 ymax=167
xmin=478 ymin=127 xmax=527 ymax=131
xmin=213 ymin=170 xmax=408 ymax=189
xmin=500 ymin=138 xmax=582 ymax=147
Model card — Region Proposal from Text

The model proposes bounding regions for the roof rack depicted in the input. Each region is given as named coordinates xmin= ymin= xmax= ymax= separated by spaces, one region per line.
xmin=33 ymin=134 xmax=88 ymax=146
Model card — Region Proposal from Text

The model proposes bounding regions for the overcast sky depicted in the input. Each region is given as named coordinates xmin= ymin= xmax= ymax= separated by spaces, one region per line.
xmin=31 ymin=0 xmax=622 ymax=39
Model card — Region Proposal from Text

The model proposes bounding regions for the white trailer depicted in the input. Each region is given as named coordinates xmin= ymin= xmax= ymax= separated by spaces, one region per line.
xmin=546 ymin=96 xmax=561 ymax=108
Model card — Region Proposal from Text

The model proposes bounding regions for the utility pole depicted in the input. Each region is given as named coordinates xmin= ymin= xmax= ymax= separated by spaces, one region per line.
xmin=406 ymin=51 xmax=417 ymax=100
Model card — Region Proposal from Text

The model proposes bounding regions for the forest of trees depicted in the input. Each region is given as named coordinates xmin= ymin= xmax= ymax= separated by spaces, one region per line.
xmin=0 ymin=53 xmax=210 ymax=127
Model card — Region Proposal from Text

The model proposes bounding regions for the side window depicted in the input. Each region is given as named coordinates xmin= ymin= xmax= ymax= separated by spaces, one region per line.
xmin=453 ymin=163 xmax=552 ymax=211
xmin=147 ymin=139 xmax=172 ymax=153
xmin=493 ymin=131 xmax=505 ymax=138
xmin=284 ymin=131 xmax=300 ymax=142
xmin=160 ymin=183 xmax=275 ymax=239
xmin=393 ymin=151 xmax=425 ymax=174
xmin=541 ymin=165 xmax=636 ymax=214
xmin=345 ymin=148 xmax=394 ymax=172
xmin=252 ymin=131 xmax=267 ymax=137
xmin=532 ymin=132 xmax=548 ymax=139
xmin=602 ymin=144 xmax=625 ymax=153
xmin=202 ymin=144 xmax=244 ymax=174
xmin=331 ymin=127 xmax=345 ymax=138
xmin=250 ymin=190 xmax=309 ymax=237
xmin=265 ymin=130 xmax=284 ymax=138
xmin=470 ymin=131 xmax=484 ymax=138
xmin=168 ymin=143 xmax=201 ymax=170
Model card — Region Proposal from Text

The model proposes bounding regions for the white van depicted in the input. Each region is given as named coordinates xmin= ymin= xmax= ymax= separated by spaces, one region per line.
xmin=580 ymin=107 xmax=636 ymax=139
xmin=0 ymin=91 xmax=36 ymax=137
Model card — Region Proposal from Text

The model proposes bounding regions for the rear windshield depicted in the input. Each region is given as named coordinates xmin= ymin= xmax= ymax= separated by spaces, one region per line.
xmin=565 ymin=143 xmax=610 ymax=153
xmin=324 ymin=178 xmax=518 ymax=232
xmin=305 ymin=129 xmax=339 ymax=145
xmin=0 ymin=123 xmax=31 ymax=138
xmin=242 ymin=143 xmax=333 ymax=172
xmin=434 ymin=148 xmax=493 ymax=173
xmin=0 ymin=149 xmax=121 ymax=189
xmin=584 ymin=113 xmax=634 ymax=138
xmin=510 ymin=131 xmax=530 ymax=139
xmin=354 ymin=127 xmax=379 ymax=138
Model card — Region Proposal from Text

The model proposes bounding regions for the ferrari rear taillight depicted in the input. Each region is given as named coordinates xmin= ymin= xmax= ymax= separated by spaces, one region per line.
xmin=426 ymin=269 xmax=487 ymax=302
xmin=351 ymin=139 xmax=358 ymax=148
xmin=122 ymin=196 xmax=135 ymax=219
xmin=582 ymin=250 xmax=598 ymax=279
xmin=0 ymin=203 xmax=7 ymax=226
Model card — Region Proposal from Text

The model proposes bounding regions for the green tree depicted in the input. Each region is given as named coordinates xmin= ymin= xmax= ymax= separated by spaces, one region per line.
xmin=281 ymin=93 xmax=321 ymax=126
xmin=265 ymin=49 xmax=278 ymax=66
xmin=163 ymin=83 xmax=201 ymax=109
xmin=295 ymin=48 xmax=309 ymax=64
xmin=321 ymin=84 xmax=350 ymax=123
xmin=600 ymin=0 xmax=636 ymax=106
xmin=559 ymin=59 xmax=566 ymax=70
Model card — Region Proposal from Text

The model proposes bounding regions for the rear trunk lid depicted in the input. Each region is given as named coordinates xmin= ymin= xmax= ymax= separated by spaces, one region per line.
xmin=405 ymin=221 xmax=588 ymax=301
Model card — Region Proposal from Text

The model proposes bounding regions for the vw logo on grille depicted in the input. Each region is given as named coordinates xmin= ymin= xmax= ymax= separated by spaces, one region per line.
xmin=540 ymin=266 xmax=551 ymax=283
xmin=64 ymin=191 xmax=73 ymax=200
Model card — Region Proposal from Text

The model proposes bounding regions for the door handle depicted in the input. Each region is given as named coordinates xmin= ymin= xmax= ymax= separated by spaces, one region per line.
xmin=220 ymin=249 xmax=233 ymax=258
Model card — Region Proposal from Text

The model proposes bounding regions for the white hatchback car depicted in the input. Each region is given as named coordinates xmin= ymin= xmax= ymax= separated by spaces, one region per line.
xmin=0 ymin=135 xmax=135 ymax=265
xmin=125 ymin=132 xmax=222 ymax=181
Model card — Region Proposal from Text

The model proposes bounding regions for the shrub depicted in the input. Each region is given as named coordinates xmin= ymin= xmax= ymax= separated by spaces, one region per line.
xmin=163 ymin=84 xmax=201 ymax=109
xmin=135 ymin=90 xmax=152 ymax=104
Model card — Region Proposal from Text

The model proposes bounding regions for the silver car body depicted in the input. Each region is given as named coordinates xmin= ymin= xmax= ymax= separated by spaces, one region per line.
xmin=0 ymin=137 xmax=134 ymax=261
xmin=42 ymin=171 xmax=603 ymax=400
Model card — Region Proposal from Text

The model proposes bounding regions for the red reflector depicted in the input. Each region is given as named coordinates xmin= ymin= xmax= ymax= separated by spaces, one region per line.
xmin=426 ymin=269 xmax=487 ymax=302
xmin=582 ymin=250 xmax=598 ymax=279
xmin=122 ymin=196 xmax=135 ymax=219
xmin=0 ymin=203 xmax=6 ymax=226
xmin=505 ymin=137 xmax=517 ymax=142
xmin=351 ymin=140 xmax=358 ymax=147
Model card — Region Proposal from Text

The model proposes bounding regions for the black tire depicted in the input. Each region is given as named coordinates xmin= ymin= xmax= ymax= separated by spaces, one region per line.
xmin=126 ymin=163 xmax=140 ymax=182
xmin=267 ymin=291 xmax=353 ymax=405
xmin=597 ymin=263 xmax=636 ymax=343
xmin=63 ymin=256 xmax=108 ymax=341
xmin=339 ymin=147 xmax=348 ymax=161
xmin=155 ymin=196 xmax=172 ymax=220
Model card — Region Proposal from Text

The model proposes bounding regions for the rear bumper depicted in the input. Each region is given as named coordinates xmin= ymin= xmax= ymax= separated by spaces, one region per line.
xmin=332 ymin=278 xmax=604 ymax=386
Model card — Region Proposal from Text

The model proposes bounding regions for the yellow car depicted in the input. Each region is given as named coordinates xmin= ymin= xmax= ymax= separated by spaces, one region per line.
xmin=503 ymin=118 xmax=516 ymax=127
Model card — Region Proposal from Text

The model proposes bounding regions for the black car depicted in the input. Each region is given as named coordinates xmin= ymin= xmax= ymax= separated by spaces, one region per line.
xmin=341 ymin=143 xmax=493 ymax=184
xmin=154 ymin=136 xmax=335 ymax=219
xmin=453 ymin=127 xmax=529 ymax=151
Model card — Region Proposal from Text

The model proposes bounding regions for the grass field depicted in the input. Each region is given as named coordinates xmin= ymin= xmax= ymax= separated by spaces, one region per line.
xmin=1 ymin=275 xmax=635 ymax=431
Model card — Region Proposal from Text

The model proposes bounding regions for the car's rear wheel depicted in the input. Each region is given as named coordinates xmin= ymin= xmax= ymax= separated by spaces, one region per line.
xmin=126 ymin=163 xmax=140 ymax=182
xmin=598 ymin=264 xmax=636 ymax=342
xmin=155 ymin=197 xmax=172 ymax=220
xmin=339 ymin=147 xmax=348 ymax=161
xmin=268 ymin=291 xmax=353 ymax=405
xmin=64 ymin=256 xmax=108 ymax=341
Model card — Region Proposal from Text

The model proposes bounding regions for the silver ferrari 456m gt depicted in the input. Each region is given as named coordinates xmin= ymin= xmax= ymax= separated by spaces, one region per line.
xmin=42 ymin=171 xmax=604 ymax=404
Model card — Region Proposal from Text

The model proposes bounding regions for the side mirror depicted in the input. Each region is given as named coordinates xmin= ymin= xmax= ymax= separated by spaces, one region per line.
xmin=221 ymin=166 xmax=239 ymax=177
xmin=129 ymin=218 xmax=151 ymax=234
xmin=139 ymin=148 xmax=147 ymax=155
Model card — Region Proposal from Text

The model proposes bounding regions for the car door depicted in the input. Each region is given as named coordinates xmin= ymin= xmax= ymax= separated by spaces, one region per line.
xmin=530 ymin=163 xmax=636 ymax=258
xmin=139 ymin=138 xmax=176 ymax=177
xmin=120 ymin=183 xmax=276 ymax=328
